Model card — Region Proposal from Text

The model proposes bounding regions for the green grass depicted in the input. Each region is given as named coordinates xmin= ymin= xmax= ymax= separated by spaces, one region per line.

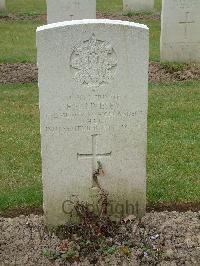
xmin=155 ymin=0 xmax=162 ymax=11
xmin=0 ymin=18 xmax=160 ymax=63
xmin=1 ymin=0 xmax=161 ymax=15
xmin=0 ymin=81 xmax=199 ymax=212
xmin=97 ymin=0 xmax=122 ymax=12
xmin=144 ymin=20 xmax=160 ymax=62
xmin=0 ymin=0 xmax=198 ymax=213
xmin=1 ymin=0 xmax=46 ymax=15
xmin=148 ymin=81 xmax=200 ymax=203
xmin=0 ymin=0 xmax=162 ymax=63
xmin=0 ymin=20 xmax=41 ymax=63
xmin=2 ymin=0 xmax=122 ymax=15
xmin=0 ymin=83 xmax=42 ymax=211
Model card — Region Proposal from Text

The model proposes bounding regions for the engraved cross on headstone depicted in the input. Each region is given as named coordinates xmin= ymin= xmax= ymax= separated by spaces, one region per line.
xmin=179 ymin=12 xmax=195 ymax=38
xmin=77 ymin=134 xmax=112 ymax=187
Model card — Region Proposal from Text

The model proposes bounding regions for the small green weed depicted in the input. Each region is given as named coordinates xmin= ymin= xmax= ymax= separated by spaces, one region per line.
xmin=125 ymin=11 xmax=152 ymax=17
xmin=161 ymin=62 xmax=187 ymax=72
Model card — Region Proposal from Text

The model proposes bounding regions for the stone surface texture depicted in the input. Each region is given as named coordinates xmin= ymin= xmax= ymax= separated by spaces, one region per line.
xmin=161 ymin=0 xmax=200 ymax=63
xmin=123 ymin=0 xmax=154 ymax=12
xmin=37 ymin=19 xmax=149 ymax=226
xmin=46 ymin=0 xmax=96 ymax=23
xmin=0 ymin=0 xmax=5 ymax=10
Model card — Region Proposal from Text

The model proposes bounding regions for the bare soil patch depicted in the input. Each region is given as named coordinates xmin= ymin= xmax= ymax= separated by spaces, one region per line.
xmin=1 ymin=202 xmax=199 ymax=219
xmin=0 ymin=63 xmax=37 ymax=84
xmin=149 ymin=62 xmax=200 ymax=83
xmin=1 ymin=62 xmax=200 ymax=84
xmin=147 ymin=202 xmax=200 ymax=213
xmin=0 ymin=211 xmax=199 ymax=265
xmin=0 ymin=13 xmax=46 ymax=22
xmin=97 ymin=11 xmax=160 ymax=21
xmin=0 ymin=12 xmax=159 ymax=23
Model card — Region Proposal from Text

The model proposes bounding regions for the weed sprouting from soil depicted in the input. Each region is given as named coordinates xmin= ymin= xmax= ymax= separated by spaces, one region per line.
xmin=43 ymin=189 xmax=164 ymax=264
xmin=43 ymin=186 xmax=165 ymax=264
xmin=43 ymin=173 xmax=162 ymax=264
xmin=46 ymin=189 xmax=122 ymax=263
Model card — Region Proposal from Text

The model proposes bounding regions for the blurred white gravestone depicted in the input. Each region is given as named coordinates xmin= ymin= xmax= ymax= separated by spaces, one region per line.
xmin=161 ymin=0 xmax=200 ymax=62
xmin=123 ymin=0 xmax=154 ymax=12
xmin=0 ymin=0 xmax=6 ymax=10
xmin=46 ymin=0 xmax=96 ymax=23
xmin=37 ymin=19 xmax=149 ymax=226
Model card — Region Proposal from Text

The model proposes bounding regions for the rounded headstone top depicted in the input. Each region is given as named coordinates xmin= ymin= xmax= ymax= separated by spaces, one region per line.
xmin=37 ymin=19 xmax=149 ymax=33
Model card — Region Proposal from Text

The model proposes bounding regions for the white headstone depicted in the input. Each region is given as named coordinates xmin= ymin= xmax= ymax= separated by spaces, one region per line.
xmin=161 ymin=0 xmax=200 ymax=63
xmin=0 ymin=0 xmax=6 ymax=10
xmin=123 ymin=0 xmax=154 ymax=12
xmin=37 ymin=19 xmax=149 ymax=226
xmin=46 ymin=0 xmax=96 ymax=24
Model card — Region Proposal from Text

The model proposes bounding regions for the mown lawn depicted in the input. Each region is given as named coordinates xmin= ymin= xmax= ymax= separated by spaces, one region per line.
xmin=0 ymin=0 xmax=162 ymax=63
xmin=148 ymin=81 xmax=200 ymax=203
xmin=0 ymin=84 xmax=41 ymax=211
xmin=0 ymin=0 xmax=199 ymax=213
xmin=0 ymin=0 xmax=46 ymax=15
xmin=0 ymin=20 xmax=41 ymax=63
xmin=0 ymin=81 xmax=199 ymax=212
xmin=0 ymin=18 xmax=160 ymax=63
xmin=0 ymin=0 xmax=162 ymax=15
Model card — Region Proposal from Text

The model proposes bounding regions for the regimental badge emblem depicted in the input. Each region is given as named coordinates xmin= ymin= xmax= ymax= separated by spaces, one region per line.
xmin=70 ymin=34 xmax=117 ymax=87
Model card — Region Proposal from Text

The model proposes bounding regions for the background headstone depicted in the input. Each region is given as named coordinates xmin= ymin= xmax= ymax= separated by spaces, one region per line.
xmin=161 ymin=0 xmax=200 ymax=62
xmin=46 ymin=0 xmax=96 ymax=24
xmin=37 ymin=19 xmax=149 ymax=226
xmin=0 ymin=0 xmax=6 ymax=10
xmin=123 ymin=0 xmax=154 ymax=12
